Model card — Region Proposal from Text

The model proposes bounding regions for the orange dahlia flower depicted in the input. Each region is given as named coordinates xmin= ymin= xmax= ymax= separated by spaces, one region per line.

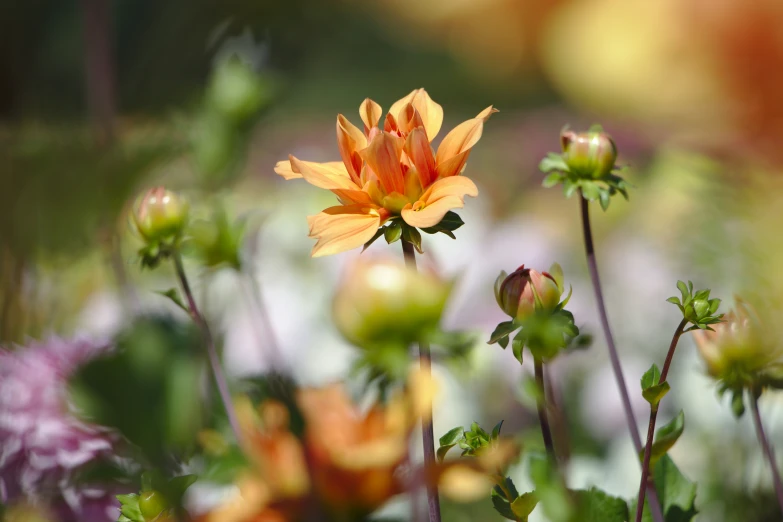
xmin=275 ymin=89 xmax=496 ymax=257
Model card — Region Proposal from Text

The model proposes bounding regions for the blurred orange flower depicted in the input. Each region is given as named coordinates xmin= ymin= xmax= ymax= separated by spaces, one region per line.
xmin=275 ymin=89 xmax=496 ymax=257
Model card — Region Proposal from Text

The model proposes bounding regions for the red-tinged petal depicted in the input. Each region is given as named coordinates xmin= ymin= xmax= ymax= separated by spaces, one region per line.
xmin=333 ymin=188 xmax=374 ymax=206
xmin=401 ymin=176 xmax=478 ymax=228
xmin=397 ymin=103 xmax=425 ymax=135
xmin=404 ymin=128 xmax=437 ymax=189
xmin=384 ymin=113 xmax=398 ymax=134
xmin=359 ymin=132 xmax=406 ymax=195
xmin=337 ymin=115 xmax=367 ymax=183
xmin=435 ymin=106 xmax=497 ymax=176
xmin=289 ymin=155 xmax=360 ymax=191
xmin=389 ymin=89 xmax=443 ymax=141
xmin=359 ymin=98 xmax=383 ymax=134
xmin=306 ymin=205 xmax=383 ymax=257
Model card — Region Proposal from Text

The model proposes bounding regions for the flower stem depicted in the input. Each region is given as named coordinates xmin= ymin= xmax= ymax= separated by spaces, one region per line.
xmin=401 ymin=240 xmax=441 ymax=522
xmin=635 ymin=318 xmax=688 ymax=522
xmin=173 ymin=251 xmax=243 ymax=445
xmin=750 ymin=390 xmax=783 ymax=514
xmin=534 ymin=357 xmax=556 ymax=462
xmin=578 ymin=193 xmax=664 ymax=522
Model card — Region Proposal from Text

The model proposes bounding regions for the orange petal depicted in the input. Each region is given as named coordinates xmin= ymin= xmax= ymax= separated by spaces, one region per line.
xmin=397 ymin=103 xmax=425 ymax=135
xmin=404 ymin=128 xmax=437 ymax=188
xmin=401 ymin=176 xmax=478 ymax=228
xmin=306 ymin=204 xmax=383 ymax=257
xmin=389 ymin=88 xmax=444 ymax=140
xmin=333 ymin=188 xmax=374 ymax=206
xmin=336 ymin=115 xmax=367 ymax=183
xmin=274 ymin=159 xmax=301 ymax=180
xmin=359 ymin=98 xmax=383 ymax=134
xmin=435 ymin=106 xmax=497 ymax=177
xmin=289 ymin=155 xmax=359 ymax=191
xmin=359 ymin=132 xmax=406 ymax=195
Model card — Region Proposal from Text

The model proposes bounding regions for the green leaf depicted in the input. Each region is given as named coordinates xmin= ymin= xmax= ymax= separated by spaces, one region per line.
xmin=437 ymin=445 xmax=455 ymax=463
xmin=489 ymin=321 xmax=519 ymax=344
xmin=402 ymin=224 xmax=423 ymax=253
xmin=563 ymin=180 xmax=578 ymax=198
xmin=676 ymin=281 xmax=689 ymax=300
xmin=666 ymin=296 xmax=681 ymax=305
xmin=539 ymin=153 xmax=568 ymax=174
xmin=643 ymin=381 xmax=671 ymax=407
xmin=511 ymin=492 xmax=539 ymax=520
xmin=731 ymin=389 xmax=746 ymax=418
xmin=117 ymin=493 xmax=143 ymax=522
xmin=362 ymin=227 xmax=384 ymax=252
xmin=598 ymin=189 xmax=610 ymax=211
xmin=439 ymin=426 xmax=464 ymax=447
xmin=572 ymin=487 xmax=629 ymax=522
xmin=542 ymin=171 xmax=563 ymax=188
xmin=492 ymin=494 xmax=517 ymax=520
xmin=581 ymin=182 xmax=600 ymax=201
xmin=421 ymin=211 xmax=465 ymax=234
xmin=499 ymin=335 xmax=510 ymax=349
xmin=650 ymin=410 xmax=685 ymax=462
xmin=384 ymin=220 xmax=402 ymax=244
xmin=641 ymin=364 xmax=662 ymax=390
xmin=491 ymin=420 xmax=504 ymax=440
xmin=512 ymin=333 xmax=524 ymax=365
xmin=155 ymin=288 xmax=189 ymax=314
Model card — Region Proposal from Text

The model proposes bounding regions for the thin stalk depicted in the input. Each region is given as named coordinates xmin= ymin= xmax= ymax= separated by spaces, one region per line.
xmin=750 ymin=391 xmax=783 ymax=514
xmin=241 ymin=272 xmax=284 ymax=370
xmin=173 ymin=251 xmax=243 ymax=445
xmin=401 ymin=240 xmax=441 ymax=522
xmin=578 ymin=193 xmax=664 ymax=522
xmin=635 ymin=318 xmax=688 ymax=522
xmin=534 ymin=357 xmax=556 ymax=462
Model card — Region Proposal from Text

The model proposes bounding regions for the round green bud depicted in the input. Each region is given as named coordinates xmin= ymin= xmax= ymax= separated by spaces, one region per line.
xmin=131 ymin=187 xmax=189 ymax=243
xmin=332 ymin=258 xmax=451 ymax=347
xmin=494 ymin=265 xmax=562 ymax=322
xmin=207 ymin=59 xmax=268 ymax=124
xmin=139 ymin=490 xmax=169 ymax=520
xmin=560 ymin=129 xmax=617 ymax=179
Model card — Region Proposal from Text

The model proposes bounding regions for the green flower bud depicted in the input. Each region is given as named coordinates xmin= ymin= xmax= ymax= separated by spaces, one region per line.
xmin=131 ymin=187 xmax=189 ymax=243
xmin=207 ymin=59 xmax=268 ymax=124
xmin=560 ymin=129 xmax=617 ymax=179
xmin=494 ymin=264 xmax=562 ymax=322
xmin=332 ymin=258 xmax=451 ymax=347
xmin=139 ymin=490 xmax=169 ymax=520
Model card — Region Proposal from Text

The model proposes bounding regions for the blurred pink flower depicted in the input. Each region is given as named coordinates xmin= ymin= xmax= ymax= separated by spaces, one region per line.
xmin=0 ymin=337 xmax=122 ymax=521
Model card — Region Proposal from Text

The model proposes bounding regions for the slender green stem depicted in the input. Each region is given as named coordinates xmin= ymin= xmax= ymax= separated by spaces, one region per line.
xmin=401 ymin=240 xmax=441 ymax=522
xmin=173 ymin=251 xmax=243 ymax=445
xmin=579 ymin=193 xmax=664 ymax=522
xmin=635 ymin=318 xmax=687 ymax=522
xmin=534 ymin=357 xmax=556 ymax=462
xmin=750 ymin=390 xmax=783 ymax=514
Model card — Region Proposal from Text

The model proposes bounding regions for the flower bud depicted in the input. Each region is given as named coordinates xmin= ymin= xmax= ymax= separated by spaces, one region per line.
xmin=131 ymin=187 xmax=189 ymax=243
xmin=332 ymin=258 xmax=451 ymax=347
xmin=139 ymin=490 xmax=169 ymax=520
xmin=560 ymin=129 xmax=617 ymax=179
xmin=494 ymin=264 xmax=562 ymax=321
xmin=693 ymin=301 xmax=779 ymax=387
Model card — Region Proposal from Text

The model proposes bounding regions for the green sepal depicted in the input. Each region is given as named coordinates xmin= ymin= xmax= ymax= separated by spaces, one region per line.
xmin=155 ymin=288 xmax=189 ymax=315
xmin=489 ymin=320 xmax=520 ymax=345
xmin=361 ymin=227 xmax=385 ymax=252
xmin=384 ymin=220 xmax=403 ymax=244
xmin=401 ymin=223 xmax=423 ymax=253
xmin=421 ymin=211 xmax=465 ymax=239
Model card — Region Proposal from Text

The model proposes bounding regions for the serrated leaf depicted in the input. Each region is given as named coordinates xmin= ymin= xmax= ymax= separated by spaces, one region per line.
xmin=511 ymin=491 xmax=539 ymax=520
xmin=384 ymin=220 xmax=402 ymax=243
xmin=362 ymin=227 xmax=384 ymax=252
xmin=573 ymin=487 xmax=629 ymax=522
xmin=492 ymin=495 xmax=517 ymax=520
xmin=635 ymin=454 xmax=698 ymax=522
xmin=489 ymin=321 xmax=519 ymax=344
xmin=641 ymin=364 xmax=662 ymax=391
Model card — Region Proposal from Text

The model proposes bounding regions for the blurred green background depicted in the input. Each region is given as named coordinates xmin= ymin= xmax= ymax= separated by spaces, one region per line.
xmin=3 ymin=0 xmax=783 ymax=521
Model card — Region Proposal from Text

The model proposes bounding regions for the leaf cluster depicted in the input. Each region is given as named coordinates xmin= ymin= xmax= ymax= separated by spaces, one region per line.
xmin=667 ymin=280 xmax=723 ymax=331
xmin=539 ymin=153 xmax=630 ymax=210
xmin=363 ymin=211 xmax=465 ymax=253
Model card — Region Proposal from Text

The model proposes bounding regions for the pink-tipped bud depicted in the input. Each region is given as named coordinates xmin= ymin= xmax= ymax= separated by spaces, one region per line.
xmin=131 ymin=187 xmax=189 ymax=242
xmin=494 ymin=265 xmax=562 ymax=321
xmin=560 ymin=129 xmax=617 ymax=179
